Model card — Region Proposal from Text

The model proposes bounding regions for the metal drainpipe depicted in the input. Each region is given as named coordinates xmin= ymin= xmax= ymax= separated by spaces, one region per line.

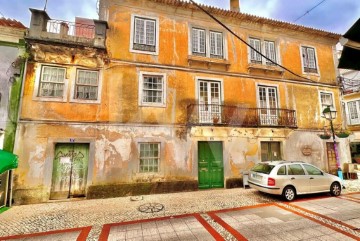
xmin=9 ymin=58 xmax=28 ymax=207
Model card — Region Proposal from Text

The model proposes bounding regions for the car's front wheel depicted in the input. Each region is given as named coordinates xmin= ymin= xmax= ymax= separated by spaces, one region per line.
xmin=283 ymin=186 xmax=296 ymax=201
xmin=330 ymin=182 xmax=341 ymax=196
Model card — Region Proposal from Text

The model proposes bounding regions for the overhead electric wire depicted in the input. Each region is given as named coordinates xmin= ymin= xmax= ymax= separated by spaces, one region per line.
xmin=293 ymin=0 xmax=327 ymax=23
xmin=188 ymin=0 xmax=315 ymax=83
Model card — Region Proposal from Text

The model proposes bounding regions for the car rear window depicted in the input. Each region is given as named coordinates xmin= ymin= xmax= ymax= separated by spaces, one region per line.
xmin=251 ymin=163 xmax=275 ymax=174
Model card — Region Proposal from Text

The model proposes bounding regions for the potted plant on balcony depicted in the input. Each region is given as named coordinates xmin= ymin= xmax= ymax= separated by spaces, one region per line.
xmin=318 ymin=127 xmax=331 ymax=139
xmin=213 ymin=115 xmax=220 ymax=124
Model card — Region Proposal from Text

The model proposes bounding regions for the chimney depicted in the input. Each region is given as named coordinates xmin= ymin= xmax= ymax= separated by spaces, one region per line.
xmin=230 ymin=0 xmax=240 ymax=12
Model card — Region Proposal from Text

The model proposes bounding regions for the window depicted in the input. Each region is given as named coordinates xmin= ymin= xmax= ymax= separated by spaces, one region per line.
xmin=261 ymin=142 xmax=281 ymax=162
xmin=75 ymin=70 xmax=99 ymax=100
xmin=251 ymin=163 xmax=275 ymax=174
xmin=210 ymin=31 xmax=223 ymax=58
xmin=198 ymin=79 xmax=222 ymax=123
xmin=39 ymin=66 xmax=66 ymax=97
xmin=347 ymin=101 xmax=360 ymax=125
xmin=277 ymin=165 xmax=286 ymax=175
xmin=319 ymin=91 xmax=334 ymax=115
xmin=249 ymin=38 xmax=277 ymax=65
xmin=191 ymin=27 xmax=225 ymax=59
xmin=192 ymin=28 xmax=206 ymax=56
xmin=139 ymin=143 xmax=160 ymax=173
xmin=301 ymin=46 xmax=318 ymax=73
xmin=258 ymin=86 xmax=278 ymax=126
xmin=288 ymin=164 xmax=305 ymax=175
xmin=130 ymin=15 xmax=159 ymax=54
xmin=303 ymin=164 xmax=322 ymax=175
xmin=139 ymin=72 xmax=166 ymax=107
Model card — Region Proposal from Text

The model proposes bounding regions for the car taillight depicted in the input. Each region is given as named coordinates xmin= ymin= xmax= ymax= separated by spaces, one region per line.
xmin=268 ymin=177 xmax=275 ymax=186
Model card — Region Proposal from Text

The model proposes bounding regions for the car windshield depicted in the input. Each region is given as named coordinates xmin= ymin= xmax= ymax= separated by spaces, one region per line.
xmin=251 ymin=163 xmax=275 ymax=174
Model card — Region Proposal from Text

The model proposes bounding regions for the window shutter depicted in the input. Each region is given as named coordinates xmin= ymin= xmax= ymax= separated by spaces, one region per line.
xmin=301 ymin=46 xmax=308 ymax=68
xmin=134 ymin=18 xmax=145 ymax=44
xmin=250 ymin=38 xmax=256 ymax=61
xmin=216 ymin=32 xmax=223 ymax=56
xmin=307 ymin=48 xmax=316 ymax=69
xmin=192 ymin=28 xmax=199 ymax=53
xmin=199 ymin=29 xmax=205 ymax=53
xmin=268 ymin=41 xmax=276 ymax=62
xmin=210 ymin=31 xmax=216 ymax=55
xmin=145 ymin=20 xmax=155 ymax=46
xmin=254 ymin=39 xmax=261 ymax=62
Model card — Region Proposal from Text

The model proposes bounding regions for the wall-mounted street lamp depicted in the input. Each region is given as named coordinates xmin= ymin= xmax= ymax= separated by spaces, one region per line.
xmin=322 ymin=106 xmax=343 ymax=179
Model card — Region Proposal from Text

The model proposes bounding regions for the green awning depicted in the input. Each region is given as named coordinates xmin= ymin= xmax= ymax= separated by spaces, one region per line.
xmin=0 ymin=150 xmax=18 ymax=174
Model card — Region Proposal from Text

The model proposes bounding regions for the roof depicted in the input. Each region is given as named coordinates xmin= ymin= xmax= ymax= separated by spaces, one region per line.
xmin=338 ymin=18 xmax=360 ymax=70
xmin=0 ymin=18 xmax=26 ymax=29
xmin=148 ymin=0 xmax=340 ymax=39
xmin=344 ymin=18 xmax=360 ymax=42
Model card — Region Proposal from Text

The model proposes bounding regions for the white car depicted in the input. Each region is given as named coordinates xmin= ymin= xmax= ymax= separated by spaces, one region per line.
xmin=248 ymin=161 xmax=343 ymax=201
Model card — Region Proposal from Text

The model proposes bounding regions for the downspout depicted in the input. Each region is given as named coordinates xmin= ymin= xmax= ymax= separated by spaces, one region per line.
xmin=8 ymin=58 xmax=27 ymax=207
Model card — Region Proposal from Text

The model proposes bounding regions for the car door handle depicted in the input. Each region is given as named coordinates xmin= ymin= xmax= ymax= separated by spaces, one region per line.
xmin=291 ymin=177 xmax=295 ymax=180
xmin=310 ymin=177 xmax=314 ymax=179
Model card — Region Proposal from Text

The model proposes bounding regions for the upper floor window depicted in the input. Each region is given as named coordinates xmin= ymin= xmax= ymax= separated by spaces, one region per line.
xmin=75 ymin=70 xmax=99 ymax=100
xmin=191 ymin=27 xmax=225 ymax=59
xmin=249 ymin=38 xmax=277 ymax=65
xmin=139 ymin=72 xmax=166 ymax=107
xmin=139 ymin=143 xmax=160 ymax=173
xmin=301 ymin=46 xmax=318 ymax=74
xmin=319 ymin=91 xmax=334 ymax=115
xmin=130 ymin=15 xmax=159 ymax=55
xmin=39 ymin=66 xmax=66 ymax=97
xmin=347 ymin=101 xmax=360 ymax=125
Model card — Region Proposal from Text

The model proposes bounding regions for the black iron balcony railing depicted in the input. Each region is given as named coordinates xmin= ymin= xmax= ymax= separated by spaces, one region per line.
xmin=47 ymin=20 xmax=95 ymax=39
xmin=187 ymin=104 xmax=297 ymax=128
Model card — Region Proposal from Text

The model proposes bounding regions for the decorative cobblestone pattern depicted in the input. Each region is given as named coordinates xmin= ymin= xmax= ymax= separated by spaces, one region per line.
xmin=212 ymin=204 xmax=357 ymax=241
xmin=0 ymin=180 xmax=359 ymax=240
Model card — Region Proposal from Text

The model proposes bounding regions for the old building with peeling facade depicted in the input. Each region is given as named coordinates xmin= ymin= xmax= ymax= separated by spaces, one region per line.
xmin=12 ymin=0 xmax=348 ymax=204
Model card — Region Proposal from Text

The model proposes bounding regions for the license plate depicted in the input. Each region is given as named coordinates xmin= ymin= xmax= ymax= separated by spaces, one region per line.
xmin=252 ymin=173 xmax=262 ymax=180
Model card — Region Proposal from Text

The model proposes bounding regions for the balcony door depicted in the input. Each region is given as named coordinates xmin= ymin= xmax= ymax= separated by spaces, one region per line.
xmin=198 ymin=80 xmax=222 ymax=123
xmin=258 ymin=86 xmax=278 ymax=125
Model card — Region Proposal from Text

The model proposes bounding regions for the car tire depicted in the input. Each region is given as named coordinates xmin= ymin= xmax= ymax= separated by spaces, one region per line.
xmin=283 ymin=186 xmax=296 ymax=201
xmin=330 ymin=182 xmax=341 ymax=196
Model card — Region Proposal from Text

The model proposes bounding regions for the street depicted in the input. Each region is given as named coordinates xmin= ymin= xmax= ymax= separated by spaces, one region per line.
xmin=0 ymin=183 xmax=360 ymax=241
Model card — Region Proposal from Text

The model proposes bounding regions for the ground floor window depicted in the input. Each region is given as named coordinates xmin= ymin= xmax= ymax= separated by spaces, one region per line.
xmin=261 ymin=141 xmax=281 ymax=162
xmin=139 ymin=143 xmax=160 ymax=173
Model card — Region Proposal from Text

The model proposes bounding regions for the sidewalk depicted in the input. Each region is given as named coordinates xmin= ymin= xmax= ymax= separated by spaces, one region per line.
xmin=0 ymin=179 xmax=359 ymax=241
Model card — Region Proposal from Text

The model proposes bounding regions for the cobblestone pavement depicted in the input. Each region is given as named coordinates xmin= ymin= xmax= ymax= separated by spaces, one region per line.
xmin=0 ymin=179 xmax=359 ymax=241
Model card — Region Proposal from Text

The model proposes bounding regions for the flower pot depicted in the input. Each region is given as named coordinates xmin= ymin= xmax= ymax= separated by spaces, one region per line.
xmin=336 ymin=133 xmax=350 ymax=138
xmin=318 ymin=134 xmax=331 ymax=140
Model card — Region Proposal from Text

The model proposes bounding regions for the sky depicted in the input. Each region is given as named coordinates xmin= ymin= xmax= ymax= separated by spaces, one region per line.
xmin=0 ymin=0 xmax=359 ymax=34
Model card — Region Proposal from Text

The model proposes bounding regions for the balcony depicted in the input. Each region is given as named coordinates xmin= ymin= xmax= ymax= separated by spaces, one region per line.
xmin=27 ymin=9 xmax=108 ymax=48
xmin=187 ymin=104 xmax=297 ymax=128
xmin=339 ymin=76 xmax=360 ymax=95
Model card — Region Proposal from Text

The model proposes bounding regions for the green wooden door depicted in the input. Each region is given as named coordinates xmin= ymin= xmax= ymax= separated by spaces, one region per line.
xmin=50 ymin=143 xmax=89 ymax=200
xmin=198 ymin=141 xmax=224 ymax=189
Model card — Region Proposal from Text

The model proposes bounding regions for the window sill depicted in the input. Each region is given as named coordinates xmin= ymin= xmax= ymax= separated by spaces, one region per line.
xmin=188 ymin=55 xmax=230 ymax=70
xmin=248 ymin=63 xmax=284 ymax=74
xmin=33 ymin=96 xmax=67 ymax=103
xmin=69 ymin=99 xmax=101 ymax=104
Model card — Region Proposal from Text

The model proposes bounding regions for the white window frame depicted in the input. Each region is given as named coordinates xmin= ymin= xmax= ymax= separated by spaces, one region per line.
xmin=300 ymin=45 xmax=320 ymax=75
xmin=138 ymin=142 xmax=160 ymax=173
xmin=70 ymin=69 xmax=102 ymax=104
xmin=346 ymin=100 xmax=360 ymax=125
xmin=138 ymin=71 xmax=166 ymax=107
xmin=318 ymin=91 xmax=335 ymax=117
xmin=33 ymin=64 xmax=68 ymax=102
xmin=248 ymin=37 xmax=280 ymax=65
xmin=188 ymin=25 xmax=227 ymax=59
xmin=130 ymin=14 xmax=159 ymax=55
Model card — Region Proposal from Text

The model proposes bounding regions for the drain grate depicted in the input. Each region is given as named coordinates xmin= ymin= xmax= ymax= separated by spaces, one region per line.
xmin=138 ymin=203 xmax=164 ymax=213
